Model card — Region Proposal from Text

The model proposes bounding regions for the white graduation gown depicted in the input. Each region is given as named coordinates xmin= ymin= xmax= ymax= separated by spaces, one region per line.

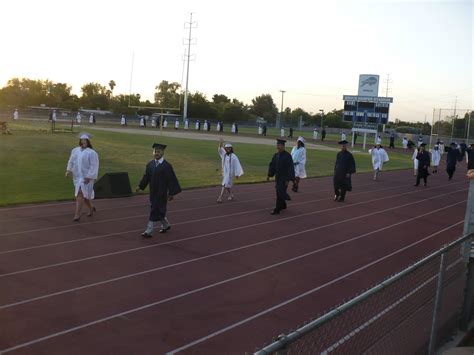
xmin=412 ymin=149 xmax=419 ymax=170
xmin=291 ymin=146 xmax=307 ymax=178
xmin=121 ymin=116 xmax=126 ymax=125
xmin=67 ymin=147 xmax=99 ymax=199
xmin=313 ymin=130 xmax=318 ymax=140
xmin=369 ymin=148 xmax=389 ymax=170
xmin=13 ymin=110 xmax=19 ymax=120
xmin=258 ymin=126 xmax=262 ymax=135
xmin=431 ymin=148 xmax=441 ymax=166
xmin=52 ymin=112 xmax=57 ymax=121
xmin=140 ymin=117 xmax=145 ymax=127
xmin=375 ymin=137 xmax=382 ymax=144
xmin=402 ymin=139 xmax=408 ymax=149
xmin=184 ymin=120 xmax=189 ymax=129
xmin=175 ymin=120 xmax=179 ymax=129
xmin=231 ymin=124 xmax=236 ymax=133
xmin=216 ymin=122 xmax=221 ymax=132
xmin=89 ymin=114 xmax=93 ymax=124
xmin=341 ymin=133 xmax=347 ymax=141
xmin=163 ymin=120 xmax=168 ymax=128
xmin=218 ymin=148 xmax=244 ymax=188
xmin=151 ymin=118 xmax=156 ymax=127
xmin=195 ymin=121 xmax=199 ymax=130
xmin=280 ymin=128 xmax=285 ymax=137
xmin=204 ymin=122 xmax=209 ymax=131
xmin=76 ymin=113 xmax=82 ymax=124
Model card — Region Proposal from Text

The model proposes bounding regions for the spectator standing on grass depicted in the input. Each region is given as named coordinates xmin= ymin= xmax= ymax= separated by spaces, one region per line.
xmin=321 ymin=128 xmax=326 ymax=142
xmin=389 ymin=133 xmax=395 ymax=148
xmin=48 ymin=110 xmax=53 ymax=121
xmin=446 ymin=142 xmax=463 ymax=180
xmin=291 ymin=137 xmax=307 ymax=192
xmin=65 ymin=133 xmax=99 ymax=222
xmin=76 ymin=112 xmax=82 ymax=124
xmin=217 ymin=138 xmax=244 ymax=204
xmin=414 ymin=143 xmax=430 ymax=187
xmin=136 ymin=143 xmax=181 ymax=238
xmin=402 ymin=137 xmax=408 ymax=149
xmin=430 ymin=145 xmax=441 ymax=174
xmin=369 ymin=143 xmax=389 ymax=181
xmin=207 ymin=120 xmax=212 ymax=132
xmin=13 ymin=109 xmax=19 ymax=120
xmin=333 ymin=140 xmax=356 ymax=202
xmin=267 ymin=139 xmax=295 ymax=215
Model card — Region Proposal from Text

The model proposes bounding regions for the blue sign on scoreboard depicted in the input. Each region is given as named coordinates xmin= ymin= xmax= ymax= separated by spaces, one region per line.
xmin=342 ymin=95 xmax=393 ymax=125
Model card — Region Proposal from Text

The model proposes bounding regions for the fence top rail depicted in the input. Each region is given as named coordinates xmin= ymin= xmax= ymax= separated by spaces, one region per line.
xmin=255 ymin=232 xmax=474 ymax=355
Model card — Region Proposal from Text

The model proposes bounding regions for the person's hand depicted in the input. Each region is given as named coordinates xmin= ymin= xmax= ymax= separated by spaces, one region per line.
xmin=83 ymin=178 xmax=91 ymax=184
xmin=135 ymin=186 xmax=141 ymax=193
xmin=168 ymin=195 xmax=174 ymax=202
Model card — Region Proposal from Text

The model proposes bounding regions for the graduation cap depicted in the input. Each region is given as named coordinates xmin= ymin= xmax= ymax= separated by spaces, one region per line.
xmin=152 ymin=143 xmax=167 ymax=150
xmin=276 ymin=139 xmax=286 ymax=145
xmin=338 ymin=140 xmax=349 ymax=145
xmin=224 ymin=143 xmax=233 ymax=148
xmin=79 ymin=132 xmax=92 ymax=140
xmin=420 ymin=143 xmax=427 ymax=147
xmin=450 ymin=142 xmax=457 ymax=146
xmin=297 ymin=136 xmax=305 ymax=143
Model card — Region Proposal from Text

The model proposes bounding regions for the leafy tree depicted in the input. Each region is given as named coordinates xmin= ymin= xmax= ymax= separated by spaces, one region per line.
xmin=188 ymin=92 xmax=217 ymax=119
xmin=80 ymin=82 xmax=109 ymax=109
xmin=212 ymin=94 xmax=230 ymax=104
xmin=250 ymin=94 xmax=278 ymax=122
xmin=154 ymin=80 xmax=181 ymax=108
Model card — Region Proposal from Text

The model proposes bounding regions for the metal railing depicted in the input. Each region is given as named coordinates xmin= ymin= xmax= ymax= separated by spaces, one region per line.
xmin=256 ymin=233 xmax=474 ymax=355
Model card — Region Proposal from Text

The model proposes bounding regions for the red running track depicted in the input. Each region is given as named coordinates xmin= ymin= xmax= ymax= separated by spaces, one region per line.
xmin=0 ymin=166 xmax=470 ymax=354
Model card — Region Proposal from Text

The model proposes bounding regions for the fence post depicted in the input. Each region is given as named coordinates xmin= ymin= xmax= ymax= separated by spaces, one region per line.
xmin=428 ymin=252 xmax=447 ymax=355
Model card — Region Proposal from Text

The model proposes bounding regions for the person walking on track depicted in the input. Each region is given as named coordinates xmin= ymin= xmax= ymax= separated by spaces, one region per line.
xmin=291 ymin=136 xmax=307 ymax=192
xmin=369 ymin=143 xmax=389 ymax=181
xmin=414 ymin=143 xmax=430 ymax=187
xmin=217 ymin=139 xmax=244 ymax=203
xmin=267 ymin=139 xmax=295 ymax=215
xmin=136 ymin=143 xmax=182 ymax=238
xmin=333 ymin=140 xmax=356 ymax=202
xmin=65 ymin=133 xmax=99 ymax=222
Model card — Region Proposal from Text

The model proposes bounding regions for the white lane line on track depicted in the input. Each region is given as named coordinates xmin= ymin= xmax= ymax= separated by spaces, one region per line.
xmin=0 ymin=180 xmax=463 ymax=238
xmin=0 ymin=198 xmax=465 ymax=313
xmin=0 ymin=216 xmax=464 ymax=355
xmin=0 ymin=186 xmax=465 ymax=278
xmin=165 ymin=221 xmax=465 ymax=355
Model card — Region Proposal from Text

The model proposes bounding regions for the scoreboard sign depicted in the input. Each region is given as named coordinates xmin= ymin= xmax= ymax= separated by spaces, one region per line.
xmin=342 ymin=95 xmax=393 ymax=125
xmin=358 ymin=74 xmax=380 ymax=97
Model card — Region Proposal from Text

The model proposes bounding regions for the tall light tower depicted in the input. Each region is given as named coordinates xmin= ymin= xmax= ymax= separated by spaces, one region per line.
xmin=319 ymin=109 xmax=324 ymax=128
xmin=279 ymin=90 xmax=286 ymax=128
xmin=183 ymin=13 xmax=197 ymax=121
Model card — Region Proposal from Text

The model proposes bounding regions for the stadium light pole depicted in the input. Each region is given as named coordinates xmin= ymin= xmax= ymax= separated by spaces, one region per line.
xmin=279 ymin=90 xmax=286 ymax=129
xmin=319 ymin=109 xmax=324 ymax=128
xmin=183 ymin=13 xmax=197 ymax=122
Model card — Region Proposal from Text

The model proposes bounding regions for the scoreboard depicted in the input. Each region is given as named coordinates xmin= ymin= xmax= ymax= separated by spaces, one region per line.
xmin=342 ymin=95 xmax=393 ymax=125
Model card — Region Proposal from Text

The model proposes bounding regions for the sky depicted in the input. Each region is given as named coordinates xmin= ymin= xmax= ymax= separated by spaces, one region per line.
xmin=0 ymin=0 xmax=472 ymax=122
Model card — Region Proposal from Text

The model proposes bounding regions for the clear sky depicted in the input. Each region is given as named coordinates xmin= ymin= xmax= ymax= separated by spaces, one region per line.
xmin=0 ymin=0 xmax=472 ymax=122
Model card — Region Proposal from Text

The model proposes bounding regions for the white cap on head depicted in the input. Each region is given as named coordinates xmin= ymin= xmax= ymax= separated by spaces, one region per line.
xmin=224 ymin=143 xmax=232 ymax=148
xmin=79 ymin=133 xmax=91 ymax=140
xmin=297 ymin=136 xmax=305 ymax=143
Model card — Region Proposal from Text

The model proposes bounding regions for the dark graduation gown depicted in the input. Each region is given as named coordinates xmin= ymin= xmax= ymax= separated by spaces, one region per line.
xmin=139 ymin=159 xmax=182 ymax=221
xmin=268 ymin=150 xmax=295 ymax=210
xmin=467 ymin=148 xmax=474 ymax=170
xmin=446 ymin=148 xmax=462 ymax=169
xmin=334 ymin=150 xmax=356 ymax=186
xmin=416 ymin=151 xmax=431 ymax=178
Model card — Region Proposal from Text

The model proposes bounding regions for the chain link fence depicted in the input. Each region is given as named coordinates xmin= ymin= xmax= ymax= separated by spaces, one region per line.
xmin=256 ymin=231 xmax=474 ymax=355
xmin=430 ymin=108 xmax=473 ymax=146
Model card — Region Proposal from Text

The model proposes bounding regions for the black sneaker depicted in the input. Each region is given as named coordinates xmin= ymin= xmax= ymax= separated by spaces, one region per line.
xmin=270 ymin=209 xmax=280 ymax=215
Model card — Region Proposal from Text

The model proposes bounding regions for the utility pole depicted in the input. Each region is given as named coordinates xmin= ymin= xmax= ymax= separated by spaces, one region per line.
xmin=319 ymin=109 xmax=324 ymax=129
xmin=183 ymin=12 xmax=197 ymax=121
xmin=382 ymin=74 xmax=392 ymax=133
xmin=451 ymin=96 xmax=457 ymax=141
xmin=279 ymin=90 xmax=286 ymax=129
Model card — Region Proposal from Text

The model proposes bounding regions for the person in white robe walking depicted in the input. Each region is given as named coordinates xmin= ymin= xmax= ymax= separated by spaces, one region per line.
xmin=280 ymin=127 xmax=285 ymax=137
xmin=412 ymin=147 xmax=419 ymax=176
xmin=13 ymin=109 xmax=19 ymax=120
xmin=313 ymin=128 xmax=318 ymax=140
xmin=368 ymin=144 xmax=389 ymax=180
xmin=258 ymin=125 xmax=263 ymax=135
xmin=231 ymin=123 xmax=236 ymax=134
xmin=52 ymin=110 xmax=57 ymax=122
xmin=89 ymin=113 xmax=94 ymax=125
xmin=341 ymin=132 xmax=347 ymax=141
xmin=402 ymin=137 xmax=408 ymax=149
xmin=203 ymin=120 xmax=209 ymax=131
xmin=139 ymin=116 xmax=145 ymax=127
xmin=175 ymin=119 xmax=179 ymax=130
xmin=375 ymin=135 xmax=382 ymax=144
xmin=184 ymin=119 xmax=189 ymax=129
xmin=217 ymin=139 xmax=244 ymax=203
xmin=65 ymin=133 xmax=99 ymax=221
xmin=76 ymin=112 xmax=82 ymax=124
xmin=430 ymin=145 xmax=441 ymax=173
xmin=291 ymin=136 xmax=307 ymax=192
xmin=120 ymin=114 xmax=126 ymax=126
xmin=163 ymin=118 xmax=168 ymax=128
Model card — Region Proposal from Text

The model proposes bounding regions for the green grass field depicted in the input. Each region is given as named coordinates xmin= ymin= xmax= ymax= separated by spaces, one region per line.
xmin=0 ymin=121 xmax=412 ymax=206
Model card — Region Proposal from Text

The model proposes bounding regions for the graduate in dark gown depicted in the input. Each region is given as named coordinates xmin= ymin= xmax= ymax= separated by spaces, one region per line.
xmin=414 ymin=143 xmax=430 ymax=186
xmin=333 ymin=140 xmax=356 ymax=202
xmin=136 ymin=143 xmax=182 ymax=237
xmin=445 ymin=143 xmax=463 ymax=180
xmin=467 ymin=143 xmax=474 ymax=171
xmin=267 ymin=139 xmax=295 ymax=215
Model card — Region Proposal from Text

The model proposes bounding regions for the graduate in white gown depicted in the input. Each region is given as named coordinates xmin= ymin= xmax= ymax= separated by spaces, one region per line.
xmin=163 ymin=118 xmax=168 ymax=128
xmin=88 ymin=114 xmax=94 ymax=125
xmin=184 ymin=119 xmax=189 ymax=129
xmin=203 ymin=120 xmax=209 ymax=131
xmin=412 ymin=147 xmax=419 ymax=176
xmin=280 ymin=127 xmax=285 ymax=137
xmin=375 ymin=136 xmax=382 ymax=144
xmin=216 ymin=122 xmax=221 ymax=132
xmin=120 ymin=115 xmax=126 ymax=126
xmin=313 ymin=128 xmax=318 ymax=140
xmin=139 ymin=116 xmax=145 ymax=127
xmin=341 ymin=132 xmax=347 ymax=141
xmin=66 ymin=133 xmax=99 ymax=221
xmin=258 ymin=125 xmax=263 ymax=135
xmin=76 ymin=112 xmax=82 ymax=124
xmin=368 ymin=143 xmax=389 ymax=180
xmin=175 ymin=119 xmax=179 ymax=130
xmin=195 ymin=120 xmax=201 ymax=130
xmin=291 ymin=136 xmax=307 ymax=192
xmin=231 ymin=123 xmax=236 ymax=133
xmin=402 ymin=137 xmax=408 ymax=149
xmin=52 ymin=110 xmax=57 ymax=122
xmin=13 ymin=109 xmax=19 ymax=120
xmin=430 ymin=145 xmax=441 ymax=173
xmin=217 ymin=139 xmax=244 ymax=203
